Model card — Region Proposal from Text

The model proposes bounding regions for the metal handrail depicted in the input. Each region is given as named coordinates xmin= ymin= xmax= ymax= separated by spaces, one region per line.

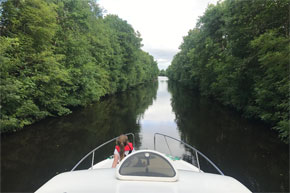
xmin=71 ymin=133 xmax=135 ymax=171
xmin=154 ymin=132 xmax=224 ymax=176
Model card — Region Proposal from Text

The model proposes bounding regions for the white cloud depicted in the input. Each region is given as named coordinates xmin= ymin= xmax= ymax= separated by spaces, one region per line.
xmin=98 ymin=0 xmax=219 ymax=70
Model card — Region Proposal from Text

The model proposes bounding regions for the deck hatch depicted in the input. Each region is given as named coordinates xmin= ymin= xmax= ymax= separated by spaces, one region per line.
xmin=117 ymin=150 xmax=178 ymax=182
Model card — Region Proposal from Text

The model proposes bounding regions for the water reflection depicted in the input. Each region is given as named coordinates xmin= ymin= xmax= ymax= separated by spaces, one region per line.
xmin=1 ymin=81 xmax=158 ymax=192
xmin=167 ymin=80 xmax=289 ymax=192
xmin=139 ymin=77 xmax=184 ymax=157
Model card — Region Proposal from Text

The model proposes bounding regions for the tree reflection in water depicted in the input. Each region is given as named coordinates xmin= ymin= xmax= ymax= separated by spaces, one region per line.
xmin=1 ymin=80 xmax=158 ymax=192
xmin=167 ymin=80 xmax=289 ymax=193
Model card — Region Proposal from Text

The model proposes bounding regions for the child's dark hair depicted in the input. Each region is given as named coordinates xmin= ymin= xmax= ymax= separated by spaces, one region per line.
xmin=116 ymin=135 xmax=128 ymax=161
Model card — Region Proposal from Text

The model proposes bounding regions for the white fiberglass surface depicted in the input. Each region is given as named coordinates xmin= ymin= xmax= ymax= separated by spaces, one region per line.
xmin=36 ymin=168 xmax=251 ymax=193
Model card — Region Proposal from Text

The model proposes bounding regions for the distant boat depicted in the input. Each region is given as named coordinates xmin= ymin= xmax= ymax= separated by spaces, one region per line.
xmin=35 ymin=133 xmax=251 ymax=193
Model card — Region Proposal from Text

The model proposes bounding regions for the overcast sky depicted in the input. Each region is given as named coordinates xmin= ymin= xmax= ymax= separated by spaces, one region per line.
xmin=98 ymin=0 xmax=219 ymax=70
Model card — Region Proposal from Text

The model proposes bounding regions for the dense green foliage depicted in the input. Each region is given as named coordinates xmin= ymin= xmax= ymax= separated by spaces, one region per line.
xmin=167 ymin=0 xmax=289 ymax=142
xmin=159 ymin=69 xmax=166 ymax=76
xmin=0 ymin=0 xmax=159 ymax=133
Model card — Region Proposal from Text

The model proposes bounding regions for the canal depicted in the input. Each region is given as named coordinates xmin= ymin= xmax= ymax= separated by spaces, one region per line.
xmin=1 ymin=77 xmax=289 ymax=192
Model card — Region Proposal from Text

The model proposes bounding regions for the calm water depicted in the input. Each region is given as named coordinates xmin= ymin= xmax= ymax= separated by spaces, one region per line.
xmin=1 ymin=77 xmax=289 ymax=192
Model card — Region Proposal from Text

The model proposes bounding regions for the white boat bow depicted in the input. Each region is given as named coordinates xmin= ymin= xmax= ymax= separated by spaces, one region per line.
xmin=35 ymin=133 xmax=252 ymax=193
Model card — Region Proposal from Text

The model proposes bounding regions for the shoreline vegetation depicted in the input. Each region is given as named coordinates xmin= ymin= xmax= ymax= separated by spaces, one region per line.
xmin=166 ymin=0 xmax=289 ymax=143
xmin=0 ymin=0 xmax=159 ymax=133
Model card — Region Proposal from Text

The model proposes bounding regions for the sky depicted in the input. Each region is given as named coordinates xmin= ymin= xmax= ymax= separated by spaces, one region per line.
xmin=98 ymin=0 xmax=219 ymax=70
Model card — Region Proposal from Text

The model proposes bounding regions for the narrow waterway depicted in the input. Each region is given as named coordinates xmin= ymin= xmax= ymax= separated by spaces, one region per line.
xmin=1 ymin=77 xmax=289 ymax=192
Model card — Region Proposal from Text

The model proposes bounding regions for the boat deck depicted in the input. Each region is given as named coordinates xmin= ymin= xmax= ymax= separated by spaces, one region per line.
xmin=36 ymin=168 xmax=251 ymax=193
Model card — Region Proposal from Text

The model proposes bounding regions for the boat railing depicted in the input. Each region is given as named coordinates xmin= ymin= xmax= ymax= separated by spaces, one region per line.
xmin=153 ymin=132 xmax=224 ymax=176
xmin=71 ymin=133 xmax=135 ymax=171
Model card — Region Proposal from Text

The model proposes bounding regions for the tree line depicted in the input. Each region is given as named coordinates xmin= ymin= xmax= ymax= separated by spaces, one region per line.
xmin=167 ymin=0 xmax=289 ymax=142
xmin=0 ymin=0 xmax=159 ymax=133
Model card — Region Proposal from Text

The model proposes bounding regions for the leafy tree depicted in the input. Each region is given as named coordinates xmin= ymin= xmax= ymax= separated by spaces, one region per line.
xmin=0 ymin=0 xmax=158 ymax=133
xmin=167 ymin=0 xmax=289 ymax=142
xmin=159 ymin=69 xmax=166 ymax=76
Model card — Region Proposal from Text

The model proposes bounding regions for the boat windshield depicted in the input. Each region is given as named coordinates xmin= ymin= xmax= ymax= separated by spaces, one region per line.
xmin=118 ymin=151 xmax=176 ymax=178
